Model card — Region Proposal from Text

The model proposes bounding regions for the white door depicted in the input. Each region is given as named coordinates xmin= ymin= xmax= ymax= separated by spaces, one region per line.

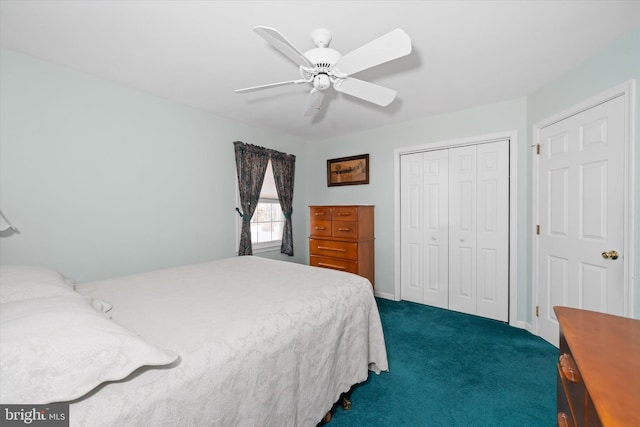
xmin=476 ymin=142 xmax=510 ymax=320
xmin=423 ymin=149 xmax=450 ymax=308
xmin=448 ymin=145 xmax=478 ymax=315
xmin=449 ymin=142 xmax=509 ymax=321
xmin=537 ymin=95 xmax=626 ymax=346
xmin=400 ymin=140 xmax=509 ymax=321
xmin=400 ymin=151 xmax=425 ymax=304
xmin=400 ymin=150 xmax=449 ymax=308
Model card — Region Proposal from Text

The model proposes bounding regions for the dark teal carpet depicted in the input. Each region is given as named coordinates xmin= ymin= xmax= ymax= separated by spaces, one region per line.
xmin=327 ymin=298 xmax=556 ymax=426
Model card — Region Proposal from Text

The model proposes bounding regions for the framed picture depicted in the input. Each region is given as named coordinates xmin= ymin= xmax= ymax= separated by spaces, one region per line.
xmin=327 ymin=154 xmax=369 ymax=187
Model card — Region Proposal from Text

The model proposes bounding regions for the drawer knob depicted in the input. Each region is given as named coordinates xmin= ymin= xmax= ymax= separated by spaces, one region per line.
xmin=337 ymin=212 xmax=351 ymax=216
xmin=315 ymin=226 xmax=326 ymax=230
xmin=337 ymin=227 xmax=352 ymax=232
xmin=559 ymin=354 xmax=581 ymax=383
xmin=557 ymin=412 xmax=570 ymax=427
xmin=314 ymin=212 xmax=326 ymax=216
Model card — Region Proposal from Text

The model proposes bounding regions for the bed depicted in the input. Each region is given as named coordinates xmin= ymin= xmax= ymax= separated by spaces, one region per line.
xmin=0 ymin=256 xmax=388 ymax=426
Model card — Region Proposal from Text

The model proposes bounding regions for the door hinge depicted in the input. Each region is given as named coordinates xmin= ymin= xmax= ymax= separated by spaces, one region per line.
xmin=536 ymin=224 xmax=540 ymax=235
xmin=536 ymin=144 xmax=540 ymax=155
xmin=536 ymin=306 xmax=540 ymax=317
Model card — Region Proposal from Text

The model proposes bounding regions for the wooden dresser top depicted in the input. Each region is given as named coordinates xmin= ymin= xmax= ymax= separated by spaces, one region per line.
xmin=555 ymin=306 xmax=640 ymax=427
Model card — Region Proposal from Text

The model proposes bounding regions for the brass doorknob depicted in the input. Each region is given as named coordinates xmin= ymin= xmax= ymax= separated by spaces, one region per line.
xmin=601 ymin=250 xmax=619 ymax=260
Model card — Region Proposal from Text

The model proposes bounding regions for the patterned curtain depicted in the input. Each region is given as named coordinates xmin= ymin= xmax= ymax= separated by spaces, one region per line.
xmin=234 ymin=141 xmax=270 ymax=255
xmin=271 ymin=151 xmax=296 ymax=256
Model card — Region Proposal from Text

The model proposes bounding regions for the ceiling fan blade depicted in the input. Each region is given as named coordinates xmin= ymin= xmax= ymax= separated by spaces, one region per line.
xmin=333 ymin=29 xmax=411 ymax=77
xmin=333 ymin=77 xmax=397 ymax=106
xmin=235 ymin=79 xmax=309 ymax=93
xmin=253 ymin=26 xmax=314 ymax=68
xmin=303 ymin=88 xmax=325 ymax=116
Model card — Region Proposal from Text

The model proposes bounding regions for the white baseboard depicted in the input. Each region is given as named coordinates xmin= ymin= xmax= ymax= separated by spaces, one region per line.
xmin=509 ymin=319 xmax=532 ymax=331
xmin=374 ymin=291 xmax=397 ymax=301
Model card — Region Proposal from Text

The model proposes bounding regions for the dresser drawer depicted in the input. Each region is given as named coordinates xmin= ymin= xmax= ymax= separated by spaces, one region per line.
xmin=333 ymin=220 xmax=359 ymax=239
xmin=332 ymin=206 xmax=358 ymax=221
xmin=309 ymin=239 xmax=358 ymax=261
xmin=310 ymin=220 xmax=332 ymax=237
xmin=310 ymin=206 xmax=332 ymax=219
xmin=310 ymin=255 xmax=358 ymax=274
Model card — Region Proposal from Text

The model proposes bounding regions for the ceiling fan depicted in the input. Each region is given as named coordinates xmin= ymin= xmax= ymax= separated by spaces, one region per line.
xmin=235 ymin=26 xmax=412 ymax=116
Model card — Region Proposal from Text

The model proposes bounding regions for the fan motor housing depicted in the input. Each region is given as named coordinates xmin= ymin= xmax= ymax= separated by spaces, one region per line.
xmin=303 ymin=48 xmax=342 ymax=70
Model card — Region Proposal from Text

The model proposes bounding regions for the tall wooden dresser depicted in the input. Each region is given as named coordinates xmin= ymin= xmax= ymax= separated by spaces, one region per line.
xmin=554 ymin=306 xmax=640 ymax=427
xmin=308 ymin=205 xmax=374 ymax=288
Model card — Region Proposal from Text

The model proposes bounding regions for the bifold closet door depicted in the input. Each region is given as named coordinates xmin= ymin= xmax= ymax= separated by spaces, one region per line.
xmin=400 ymin=149 xmax=449 ymax=308
xmin=475 ymin=142 xmax=509 ymax=321
xmin=400 ymin=140 xmax=509 ymax=322
xmin=448 ymin=141 xmax=509 ymax=321
xmin=448 ymin=145 xmax=478 ymax=315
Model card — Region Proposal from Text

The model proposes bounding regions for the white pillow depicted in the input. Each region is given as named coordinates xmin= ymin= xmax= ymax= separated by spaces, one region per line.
xmin=0 ymin=293 xmax=179 ymax=404
xmin=0 ymin=265 xmax=76 ymax=303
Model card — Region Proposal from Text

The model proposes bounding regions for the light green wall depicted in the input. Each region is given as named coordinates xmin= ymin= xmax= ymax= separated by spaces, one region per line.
xmin=527 ymin=27 xmax=640 ymax=318
xmin=0 ymin=48 xmax=309 ymax=283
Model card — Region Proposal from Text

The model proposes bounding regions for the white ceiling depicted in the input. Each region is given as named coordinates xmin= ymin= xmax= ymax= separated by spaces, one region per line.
xmin=2 ymin=1 xmax=640 ymax=142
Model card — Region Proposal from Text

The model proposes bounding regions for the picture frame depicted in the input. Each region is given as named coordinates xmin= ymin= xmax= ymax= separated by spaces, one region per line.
xmin=327 ymin=154 xmax=369 ymax=187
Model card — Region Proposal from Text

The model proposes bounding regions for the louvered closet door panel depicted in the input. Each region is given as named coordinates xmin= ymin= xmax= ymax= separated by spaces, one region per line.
xmin=448 ymin=145 xmax=477 ymax=315
xmin=422 ymin=149 xmax=449 ymax=309
xmin=400 ymin=152 xmax=425 ymax=304
xmin=476 ymin=141 xmax=509 ymax=321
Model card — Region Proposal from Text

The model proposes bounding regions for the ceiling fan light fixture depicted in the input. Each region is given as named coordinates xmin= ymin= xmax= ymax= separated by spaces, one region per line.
xmin=313 ymin=74 xmax=331 ymax=91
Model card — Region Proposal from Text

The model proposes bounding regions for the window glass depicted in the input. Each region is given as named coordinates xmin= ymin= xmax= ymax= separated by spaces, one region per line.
xmin=251 ymin=201 xmax=284 ymax=244
xmin=249 ymin=161 xmax=284 ymax=246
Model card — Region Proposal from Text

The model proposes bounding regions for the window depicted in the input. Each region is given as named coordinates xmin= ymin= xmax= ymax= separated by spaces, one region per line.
xmin=249 ymin=161 xmax=284 ymax=249
xmin=251 ymin=200 xmax=284 ymax=245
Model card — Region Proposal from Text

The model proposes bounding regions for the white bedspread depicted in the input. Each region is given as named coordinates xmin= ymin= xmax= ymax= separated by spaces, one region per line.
xmin=73 ymin=256 xmax=388 ymax=426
